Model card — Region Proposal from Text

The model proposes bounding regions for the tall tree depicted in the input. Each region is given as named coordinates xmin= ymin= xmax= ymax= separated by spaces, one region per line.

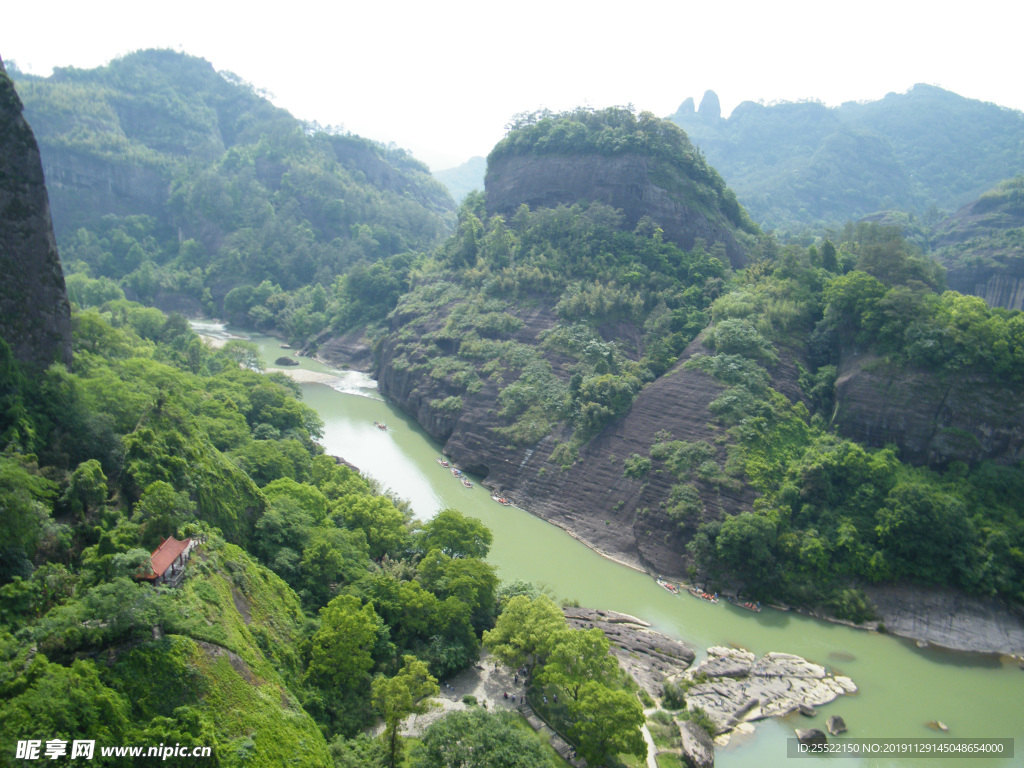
xmin=482 ymin=595 xmax=566 ymax=673
xmin=565 ymin=681 xmax=646 ymax=766
xmin=535 ymin=627 xmax=616 ymax=701
xmin=372 ymin=655 xmax=439 ymax=768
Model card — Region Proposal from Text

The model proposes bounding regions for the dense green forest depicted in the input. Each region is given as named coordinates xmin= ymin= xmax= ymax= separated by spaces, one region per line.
xmin=364 ymin=172 xmax=1024 ymax=618
xmin=677 ymin=227 xmax=1024 ymax=617
xmin=375 ymin=192 xmax=735 ymax=453
xmin=10 ymin=50 xmax=455 ymax=345
xmin=0 ymin=298 xmax=656 ymax=766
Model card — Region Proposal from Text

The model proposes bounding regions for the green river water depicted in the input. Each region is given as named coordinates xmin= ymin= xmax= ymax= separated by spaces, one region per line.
xmin=199 ymin=323 xmax=1023 ymax=767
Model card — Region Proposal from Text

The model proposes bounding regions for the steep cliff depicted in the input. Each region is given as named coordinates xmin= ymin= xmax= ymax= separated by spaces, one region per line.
xmin=484 ymin=107 xmax=758 ymax=269
xmin=0 ymin=58 xmax=72 ymax=371
xmin=486 ymin=153 xmax=750 ymax=268
xmin=833 ymin=352 xmax=1024 ymax=467
xmin=373 ymin=297 xmax=764 ymax=578
xmin=931 ymin=176 xmax=1024 ymax=310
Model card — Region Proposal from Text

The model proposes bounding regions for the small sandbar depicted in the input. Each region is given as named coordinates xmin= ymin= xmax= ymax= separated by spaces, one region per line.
xmin=268 ymin=367 xmax=340 ymax=385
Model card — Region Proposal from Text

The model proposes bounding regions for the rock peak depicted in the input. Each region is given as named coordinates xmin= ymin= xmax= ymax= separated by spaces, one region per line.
xmin=698 ymin=90 xmax=721 ymax=120
xmin=0 ymin=66 xmax=72 ymax=371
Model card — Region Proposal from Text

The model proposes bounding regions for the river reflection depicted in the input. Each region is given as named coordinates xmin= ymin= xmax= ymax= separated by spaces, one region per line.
xmin=199 ymin=323 xmax=1024 ymax=768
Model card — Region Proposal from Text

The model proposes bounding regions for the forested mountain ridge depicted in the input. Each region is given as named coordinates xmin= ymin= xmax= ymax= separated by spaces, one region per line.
xmin=10 ymin=49 xmax=455 ymax=341
xmin=345 ymin=109 xmax=1024 ymax=623
xmin=669 ymin=85 xmax=1024 ymax=232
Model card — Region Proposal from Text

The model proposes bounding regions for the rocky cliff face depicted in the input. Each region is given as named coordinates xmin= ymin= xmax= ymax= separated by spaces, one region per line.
xmin=931 ymin=184 xmax=1024 ymax=310
xmin=833 ymin=352 xmax=1024 ymax=466
xmin=864 ymin=583 xmax=1024 ymax=655
xmin=0 ymin=60 xmax=72 ymax=370
xmin=485 ymin=153 xmax=749 ymax=269
xmin=374 ymin=302 xmax=762 ymax=577
xmin=37 ymin=148 xmax=170 ymax=240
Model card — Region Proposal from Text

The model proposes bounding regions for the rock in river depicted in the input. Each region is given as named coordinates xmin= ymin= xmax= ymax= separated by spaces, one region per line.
xmin=795 ymin=728 xmax=828 ymax=746
xmin=683 ymin=647 xmax=857 ymax=734
xmin=826 ymin=715 xmax=848 ymax=735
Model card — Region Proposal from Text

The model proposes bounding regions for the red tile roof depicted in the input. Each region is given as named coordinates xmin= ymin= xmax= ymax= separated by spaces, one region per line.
xmin=143 ymin=536 xmax=192 ymax=579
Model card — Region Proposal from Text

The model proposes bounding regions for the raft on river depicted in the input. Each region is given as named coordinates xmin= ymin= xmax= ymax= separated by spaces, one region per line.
xmin=656 ymin=578 xmax=679 ymax=595
xmin=727 ymin=595 xmax=762 ymax=612
xmin=689 ymin=587 xmax=719 ymax=604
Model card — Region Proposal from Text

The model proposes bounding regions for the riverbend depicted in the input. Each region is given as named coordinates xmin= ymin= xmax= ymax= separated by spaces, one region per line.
xmin=196 ymin=323 xmax=1024 ymax=768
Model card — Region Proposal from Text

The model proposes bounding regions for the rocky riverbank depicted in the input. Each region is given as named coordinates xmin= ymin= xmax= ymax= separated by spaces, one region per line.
xmin=680 ymin=647 xmax=857 ymax=736
xmin=863 ymin=583 xmax=1024 ymax=656
xmin=563 ymin=607 xmax=695 ymax=696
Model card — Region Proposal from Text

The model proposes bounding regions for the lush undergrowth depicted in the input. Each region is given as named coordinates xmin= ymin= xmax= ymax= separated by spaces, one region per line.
xmin=0 ymin=302 xmax=515 ymax=766
xmin=679 ymin=227 xmax=1024 ymax=616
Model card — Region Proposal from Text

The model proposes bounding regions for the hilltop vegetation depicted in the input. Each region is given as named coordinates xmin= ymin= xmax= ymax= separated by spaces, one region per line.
xmin=490 ymin=107 xmax=757 ymax=235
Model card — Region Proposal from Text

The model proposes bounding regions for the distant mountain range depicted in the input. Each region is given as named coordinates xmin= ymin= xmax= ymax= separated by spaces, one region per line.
xmin=435 ymin=85 xmax=1024 ymax=236
xmin=669 ymin=85 xmax=1024 ymax=231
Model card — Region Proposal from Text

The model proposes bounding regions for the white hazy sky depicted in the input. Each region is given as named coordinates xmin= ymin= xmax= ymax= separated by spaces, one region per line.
xmin=4 ymin=1 xmax=1022 ymax=169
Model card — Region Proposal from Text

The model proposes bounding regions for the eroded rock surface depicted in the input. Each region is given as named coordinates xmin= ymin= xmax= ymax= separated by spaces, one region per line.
xmin=486 ymin=152 xmax=750 ymax=269
xmin=678 ymin=719 xmax=715 ymax=768
xmin=0 ymin=59 xmax=72 ymax=370
xmin=865 ymin=583 xmax=1024 ymax=655
xmin=683 ymin=647 xmax=856 ymax=734
xmin=563 ymin=607 xmax=695 ymax=696
xmin=834 ymin=353 xmax=1024 ymax=467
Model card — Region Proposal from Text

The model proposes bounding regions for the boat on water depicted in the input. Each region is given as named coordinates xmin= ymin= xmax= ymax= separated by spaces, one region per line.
xmin=373 ymin=421 xmax=388 ymax=431
xmin=726 ymin=595 xmax=762 ymax=612
xmin=436 ymin=457 xmax=450 ymax=467
xmin=688 ymin=587 xmax=719 ymax=604
xmin=451 ymin=468 xmax=463 ymax=477
xmin=490 ymin=493 xmax=512 ymax=506
xmin=461 ymin=478 xmax=473 ymax=488
xmin=656 ymin=578 xmax=679 ymax=595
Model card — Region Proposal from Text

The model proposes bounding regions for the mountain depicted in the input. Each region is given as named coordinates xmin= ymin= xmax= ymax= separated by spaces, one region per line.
xmin=434 ymin=156 xmax=486 ymax=203
xmin=341 ymin=111 xmax=1024 ymax=617
xmin=9 ymin=49 xmax=455 ymax=338
xmin=670 ymin=85 xmax=1024 ymax=232
xmin=0 ymin=57 xmax=72 ymax=371
xmin=485 ymin=108 xmax=760 ymax=268
xmin=929 ymin=176 xmax=1024 ymax=310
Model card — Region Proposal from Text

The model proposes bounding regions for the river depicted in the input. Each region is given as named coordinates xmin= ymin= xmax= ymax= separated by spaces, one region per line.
xmin=197 ymin=322 xmax=1023 ymax=767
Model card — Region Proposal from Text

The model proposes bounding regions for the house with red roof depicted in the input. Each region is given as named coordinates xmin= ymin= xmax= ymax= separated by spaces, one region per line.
xmin=138 ymin=536 xmax=195 ymax=587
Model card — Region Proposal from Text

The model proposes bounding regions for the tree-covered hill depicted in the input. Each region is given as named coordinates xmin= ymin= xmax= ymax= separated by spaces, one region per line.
xmin=485 ymin=107 xmax=759 ymax=267
xmin=357 ymin=159 xmax=1024 ymax=619
xmin=670 ymin=85 xmax=1024 ymax=232
xmin=10 ymin=50 xmax=456 ymax=341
